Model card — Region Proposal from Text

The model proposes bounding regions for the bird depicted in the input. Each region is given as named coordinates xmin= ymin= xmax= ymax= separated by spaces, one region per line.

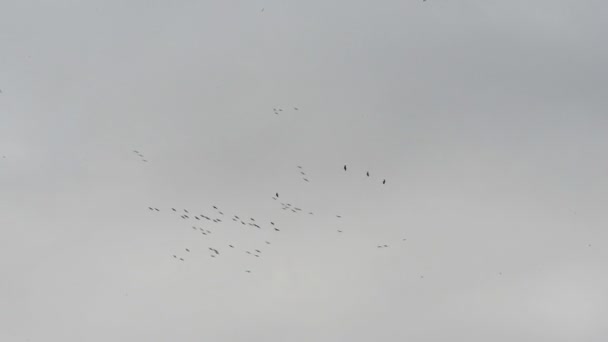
xmin=274 ymin=228 xmax=280 ymax=231
xmin=148 ymin=207 xmax=153 ymax=210
xmin=255 ymin=249 xmax=261 ymax=253
xmin=367 ymin=172 xmax=369 ymax=177
xmin=276 ymin=192 xmax=279 ymax=198
xmin=337 ymin=230 xmax=343 ymax=233
xmin=344 ymin=165 xmax=347 ymax=171
xmin=172 ymin=208 xmax=176 ymax=212
xmin=180 ymin=258 xmax=184 ymax=261
xmin=213 ymin=206 xmax=217 ymax=209
xmin=245 ymin=270 xmax=251 ymax=273
xmin=383 ymin=179 xmax=386 ymax=184
xmin=270 ymin=222 xmax=275 ymax=225
xmin=294 ymin=107 xmax=299 ymax=110
xmin=173 ymin=255 xmax=176 ymax=258
xmin=303 ymin=178 xmax=309 ymax=182
xmin=185 ymin=248 xmax=190 ymax=252
xmin=229 ymin=245 xmax=234 ymax=248
xmin=336 ymin=215 xmax=342 ymax=218
xmin=265 ymin=241 xmax=271 ymax=245
xmin=184 ymin=209 xmax=189 ymax=213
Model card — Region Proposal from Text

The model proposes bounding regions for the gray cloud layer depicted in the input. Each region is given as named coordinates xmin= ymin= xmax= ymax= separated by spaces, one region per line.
xmin=1 ymin=1 xmax=607 ymax=341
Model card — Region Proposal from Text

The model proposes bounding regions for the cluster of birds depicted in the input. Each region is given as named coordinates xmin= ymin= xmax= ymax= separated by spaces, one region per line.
xmin=273 ymin=106 xmax=298 ymax=115
xmin=133 ymin=150 xmax=148 ymax=162
xmin=143 ymin=163 xmax=397 ymax=274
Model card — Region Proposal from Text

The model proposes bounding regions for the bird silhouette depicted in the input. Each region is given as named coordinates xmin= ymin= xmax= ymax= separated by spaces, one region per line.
xmin=276 ymin=193 xmax=279 ymax=198
xmin=344 ymin=165 xmax=347 ymax=171
xmin=367 ymin=172 xmax=370 ymax=177
xmin=185 ymin=249 xmax=190 ymax=252
xmin=383 ymin=179 xmax=386 ymax=184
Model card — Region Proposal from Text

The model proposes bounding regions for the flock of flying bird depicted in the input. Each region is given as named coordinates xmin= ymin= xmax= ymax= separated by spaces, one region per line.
xmin=142 ymin=157 xmax=396 ymax=274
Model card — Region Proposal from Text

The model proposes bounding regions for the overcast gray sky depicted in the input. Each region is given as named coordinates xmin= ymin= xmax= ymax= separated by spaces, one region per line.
xmin=1 ymin=1 xmax=607 ymax=341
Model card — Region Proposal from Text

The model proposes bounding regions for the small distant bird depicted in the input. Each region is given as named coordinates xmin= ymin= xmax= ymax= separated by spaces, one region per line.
xmin=155 ymin=208 xmax=159 ymax=211
xmin=173 ymin=255 xmax=176 ymax=258
xmin=172 ymin=208 xmax=176 ymax=212
xmin=336 ymin=215 xmax=342 ymax=218
xmin=337 ymin=230 xmax=343 ymax=233
xmin=148 ymin=207 xmax=153 ymax=210
xmin=383 ymin=179 xmax=386 ymax=184
xmin=270 ymin=222 xmax=275 ymax=225
xmin=246 ymin=251 xmax=251 ymax=254
xmin=274 ymin=228 xmax=280 ymax=231
xmin=344 ymin=165 xmax=347 ymax=171
xmin=180 ymin=258 xmax=184 ymax=261
xmin=213 ymin=206 xmax=217 ymax=209
xmin=255 ymin=249 xmax=261 ymax=253
xmin=367 ymin=172 xmax=369 ymax=177
xmin=276 ymin=193 xmax=279 ymax=198
xmin=303 ymin=178 xmax=309 ymax=182
xmin=265 ymin=241 xmax=271 ymax=244
xmin=294 ymin=107 xmax=299 ymax=110
xmin=229 ymin=245 xmax=234 ymax=248
xmin=184 ymin=209 xmax=189 ymax=213
xmin=297 ymin=166 xmax=302 ymax=169
xmin=246 ymin=270 xmax=251 ymax=273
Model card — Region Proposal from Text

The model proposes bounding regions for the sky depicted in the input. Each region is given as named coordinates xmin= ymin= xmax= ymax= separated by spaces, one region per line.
xmin=1 ymin=0 xmax=607 ymax=341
